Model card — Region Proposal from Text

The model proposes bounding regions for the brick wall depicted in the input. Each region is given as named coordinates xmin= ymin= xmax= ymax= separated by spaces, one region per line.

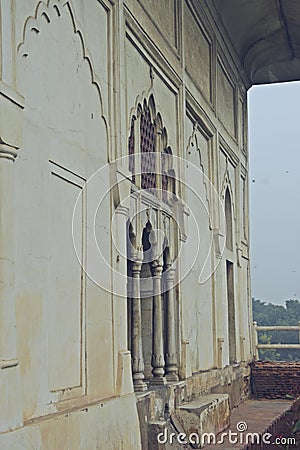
xmin=251 ymin=361 xmax=300 ymax=399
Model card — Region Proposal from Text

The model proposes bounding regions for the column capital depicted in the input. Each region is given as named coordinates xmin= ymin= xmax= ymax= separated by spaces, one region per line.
xmin=150 ymin=259 xmax=163 ymax=277
xmin=130 ymin=256 xmax=142 ymax=275
xmin=115 ymin=204 xmax=129 ymax=217
xmin=163 ymin=267 xmax=176 ymax=283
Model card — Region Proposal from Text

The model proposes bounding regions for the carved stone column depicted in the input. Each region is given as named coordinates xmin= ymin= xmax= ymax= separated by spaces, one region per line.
xmin=150 ymin=260 xmax=166 ymax=385
xmin=130 ymin=258 xmax=147 ymax=392
xmin=164 ymin=267 xmax=179 ymax=381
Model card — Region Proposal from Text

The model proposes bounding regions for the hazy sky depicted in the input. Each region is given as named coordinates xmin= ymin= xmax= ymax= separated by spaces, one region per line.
xmin=248 ymin=81 xmax=300 ymax=305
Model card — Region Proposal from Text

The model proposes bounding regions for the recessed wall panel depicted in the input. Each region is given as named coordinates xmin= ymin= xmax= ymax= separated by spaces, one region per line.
xmin=184 ymin=4 xmax=211 ymax=102
xmin=48 ymin=166 xmax=85 ymax=392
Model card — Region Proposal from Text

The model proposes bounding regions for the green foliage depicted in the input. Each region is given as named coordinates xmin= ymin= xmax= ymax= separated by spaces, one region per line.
xmin=252 ymin=298 xmax=300 ymax=361
xmin=258 ymin=332 xmax=280 ymax=360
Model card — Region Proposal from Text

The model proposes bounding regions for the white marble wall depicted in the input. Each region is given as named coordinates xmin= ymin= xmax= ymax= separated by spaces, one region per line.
xmin=0 ymin=0 xmax=252 ymax=447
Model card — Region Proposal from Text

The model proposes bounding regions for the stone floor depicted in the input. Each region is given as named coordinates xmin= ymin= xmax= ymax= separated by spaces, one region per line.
xmin=203 ymin=399 xmax=293 ymax=449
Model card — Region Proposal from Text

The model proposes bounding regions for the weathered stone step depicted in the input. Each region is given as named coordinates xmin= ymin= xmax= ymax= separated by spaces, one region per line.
xmin=148 ymin=419 xmax=191 ymax=449
xmin=175 ymin=394 xmax=230 ymax=448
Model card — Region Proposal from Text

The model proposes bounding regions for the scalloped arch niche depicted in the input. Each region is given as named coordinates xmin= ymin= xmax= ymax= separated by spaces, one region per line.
xmin=15 ymin=1 xmax=113 ymax=405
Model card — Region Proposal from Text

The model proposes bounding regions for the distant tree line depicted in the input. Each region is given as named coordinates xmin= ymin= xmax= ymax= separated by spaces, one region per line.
xmin=252 ymin=298 xmax=300 ymax=361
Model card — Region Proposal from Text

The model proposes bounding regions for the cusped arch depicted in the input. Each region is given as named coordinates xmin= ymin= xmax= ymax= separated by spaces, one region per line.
xmin=129 ymin=95 xmax=171 ymax=154
xmin=128 ymin=92 xmax=176 ymax=197
xmin=17 ymin=0 xmax=110 ymax=157
xmin=134 ymin=94 xmax=157 ymax=124
xmin=221 ymin=167 xmax=236 ymax=221
xmin=148 ymin=94 xmax=157 ymax=121
xmin=155 ymin=112 xmax=164 ymax=133
xmin=128 ymin=91 xmax=158 ymax=134
xmin=186 ymin=124 xmax=212 ymax=226
xmin=224 ymin=187 xmax=234 ymax=251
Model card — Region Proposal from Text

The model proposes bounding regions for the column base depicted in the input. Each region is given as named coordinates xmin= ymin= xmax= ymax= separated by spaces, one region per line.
xmin=149 ymin=376 xmax=166 ymax=386
xmin=165 ymin=372 xmax=179 ymax=382
xmin=165 ymin=361 xmax=179 ymax=382
xmin=133 ymin=381 xmax=148 ymax=392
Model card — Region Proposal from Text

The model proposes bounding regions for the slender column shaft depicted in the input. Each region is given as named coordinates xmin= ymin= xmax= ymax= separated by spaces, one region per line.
xmin=0 ymin=149 xmax=17 ymax=359
xmin=164 ymin=269 xmax=178 ymax=381
xmin=150 ymin=262 xmax=166 ymax=385
xmin=131 ymin=260 xmax=147 ymax=392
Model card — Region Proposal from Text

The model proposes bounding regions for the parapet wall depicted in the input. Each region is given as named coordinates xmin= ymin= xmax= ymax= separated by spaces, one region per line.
xmin=251 ymin=361 xmax=300 ymax=399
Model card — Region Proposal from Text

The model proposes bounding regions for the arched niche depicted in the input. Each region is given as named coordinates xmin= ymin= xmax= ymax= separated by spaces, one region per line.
xmin=15 ymin=0 xmax=113 ymax=405
xmin=128 ymin=94 xmax=176 ymax=201
xmin=225 ymin=187 xmax=233 ymax=251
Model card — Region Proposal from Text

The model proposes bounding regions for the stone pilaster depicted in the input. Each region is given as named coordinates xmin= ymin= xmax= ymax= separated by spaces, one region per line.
xmin=113 ymin=204 xmax=135 ymax=396
xmin=0 ymin=81 xmax=24 ymax=431
xmin=0 ymin=147 xmax=21 ymax=431
xmin=0 ymin=143 xmax=18 ymax=359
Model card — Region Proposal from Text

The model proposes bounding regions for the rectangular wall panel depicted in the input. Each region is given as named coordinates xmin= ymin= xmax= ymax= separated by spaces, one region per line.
xmin=48 ymin=162 xmax=85 ymax=393
xmin=217 ymin=60 xmax=235 ymax=137
xmin=139 ymin=0 xmax=178 ymax=49
xmin=184 ymin=3 xmax=212 ymax=102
